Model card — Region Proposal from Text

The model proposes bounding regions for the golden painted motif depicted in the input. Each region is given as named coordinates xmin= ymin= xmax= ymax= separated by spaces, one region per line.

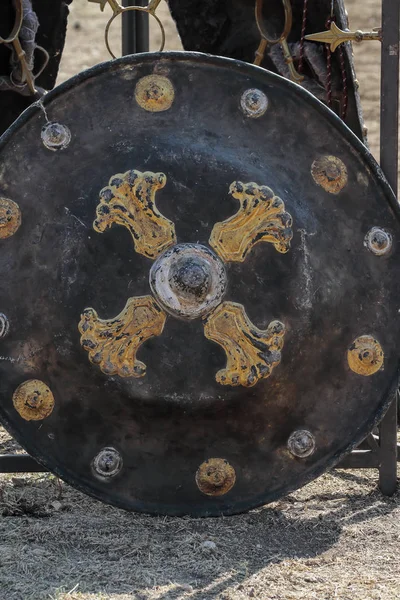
xmin=347 ymin=335 xmax=384 ymax=376
xmin=79 ymin=295 xmax=167 ymax=377
xmin=311 ymin=155 xmax=348 ymax=194
xmin=209 ymin=181 xmax=293 ymax=262
xmin=82 ymin=171 xmax=292 ymax=386
xmin=196 ymin=458 xmax=236 ymax=496
xmin=13 ymin=380 xmax=55 ymax=421
xmin=204 ymin=301 xmax=285 ymax=387
xmin=0 ymin=197 xmax=21 ymax=239
xmin=135 ymin=75 xmax=175 ymax=112
xmin=94 ymin=170 xmax=176 ymax=259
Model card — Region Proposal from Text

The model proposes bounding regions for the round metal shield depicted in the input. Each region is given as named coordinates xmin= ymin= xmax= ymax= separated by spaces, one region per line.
xmin=0 ymin=53 xmax=399 ymax=516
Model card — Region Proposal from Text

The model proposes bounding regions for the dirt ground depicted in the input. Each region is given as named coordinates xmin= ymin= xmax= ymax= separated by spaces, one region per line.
xmin=1 ymin=1 xmax=400 ymax=599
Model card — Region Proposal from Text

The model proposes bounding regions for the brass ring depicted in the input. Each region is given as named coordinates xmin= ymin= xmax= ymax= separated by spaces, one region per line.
xmin=255 ymin=0 xmax=292 ymax=45
xmin=105 ymin=6 xmax=165 ymax=59
xmin=0 ymin=0 xmax=23 ymax=44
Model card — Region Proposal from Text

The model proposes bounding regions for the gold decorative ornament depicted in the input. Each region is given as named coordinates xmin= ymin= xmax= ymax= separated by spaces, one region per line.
xmin=81 ymin=170 xmax=291 ymax=387
xmin=204 ymin=302 xmax=285 ymax=387
xmin=135 ymin=75 xmax=175 ymax=113
xmin=305 ymin=21 xmax=382 ymax=52
xmin=311 ymin=155 xmax=348 ymax=195
xmin=78 ymin=296 xmax=167 ymax=378
xmin=94 ymin=169 xmax=176 ymax=259
xmin=347 ymin=335 xmax=384 ymax=377
xmin=196 ymin=458 xmax=236 ymax=496
xmin=209 ymin=181 xmax=293 ymax=262
xmin=13 ymin=380 xmax=55 ymax=421
xmin=0 ymin=197 xmax=21 ymax=239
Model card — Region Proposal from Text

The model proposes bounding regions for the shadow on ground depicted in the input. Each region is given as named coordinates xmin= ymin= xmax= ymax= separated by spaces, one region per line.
xmin=0 ymin=468 xmax=398 ymax=600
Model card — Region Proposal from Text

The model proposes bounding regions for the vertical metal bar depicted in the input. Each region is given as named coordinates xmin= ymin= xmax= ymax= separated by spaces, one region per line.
xmin=122 ymin=0 xmax=137 ymax=55
xmin=136 ymin=0 xmax=150 ymax=52
xmin=378 ymin=0 xmax=400 ymax=497
xmin=122 ymin=0 xmax=149 ymax=56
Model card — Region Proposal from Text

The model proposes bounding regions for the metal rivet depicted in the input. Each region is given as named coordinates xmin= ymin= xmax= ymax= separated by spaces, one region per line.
xmin=240 ymin=88 xmax=268 ymax=118
xmin=135 ymin=75 xmax=175 ymax=112
xmin=348 ymin=335 xmax=384 ymax=376
xmin=0 ymin=313 xmax=10 ymax=338
xmin=41 ymin=122 xmax=71 ymax=151
xmin=287 ymin=430 xmax=316 ymax=458
xmin=364 ymin=227 xmax=392 ymax=256
xmin=0 ymin=197 xmax=21 ymax=239
xmin=311 ymin=155 xmax=348 ymax=194
xmin=92 ymin=447 xmax=123 ymax=478
xmin=196 ymin=458 xmax=236 ymax=496
xmin=12 ymin=380 xmax=55 ymax=421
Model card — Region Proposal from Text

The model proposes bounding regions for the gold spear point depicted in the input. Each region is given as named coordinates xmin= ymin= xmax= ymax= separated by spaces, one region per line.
xmin=305 ymin=21 xmax=381 ymax=52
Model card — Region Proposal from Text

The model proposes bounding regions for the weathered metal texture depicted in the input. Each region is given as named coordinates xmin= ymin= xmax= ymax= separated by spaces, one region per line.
xmin=0 ymin=53 xmax=399 ymax=516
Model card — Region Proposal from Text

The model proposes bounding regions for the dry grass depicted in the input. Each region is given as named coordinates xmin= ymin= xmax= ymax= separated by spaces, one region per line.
xmin=1 ymin=0 xmax=400 ymax=599
xmin=1 ymin=429 xmax=400 ymax=600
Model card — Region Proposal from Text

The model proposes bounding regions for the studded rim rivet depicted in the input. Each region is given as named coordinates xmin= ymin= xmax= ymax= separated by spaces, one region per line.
xmin=311 ymin=155 xmax=348 ymax=194
xmin=287 ymin=430 xmax=316 ymax=458
xmin=41 ymin=122 xmax=71 ymax=151
xmin=0 ymin=314 xmax=9 ymax=338
xmin=364 ymin=227 xmax=392 ymax=256
xmin=0 ymin=197 xmax=21 ymax=239
xmin=196 ymin=458 xmax=236 ymax=496
xmin=240 ymin=88 xmax=268 ymax=118
xmin=135 ymin=75 xmax=175 ymax=113
xmin=92 ymin=447 xmax=123 ymax=478
xmin=12 ymin=380 xmax=55 ymax=421
xmin=348 ymin=335 xmax=384 ymax=376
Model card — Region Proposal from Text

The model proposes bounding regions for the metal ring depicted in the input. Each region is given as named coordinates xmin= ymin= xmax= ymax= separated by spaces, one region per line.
xmin=105 ymin=6 xmax=165 ymax=59
xmin=0 ymin=0 xmax=23 ymax=44
xmin=255 ymin=0 xmax=293 ymax=45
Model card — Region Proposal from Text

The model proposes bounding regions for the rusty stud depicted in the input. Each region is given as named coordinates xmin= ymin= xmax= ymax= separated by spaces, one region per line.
xmin=348 ymin=335 xmax=384 ymax=376
xmin=13 ymin=380 xmax=55 ymax=421
xmin=364 ymin=227 xmax=392 ymax=256
xmin=0 ymin=197 xmax=21 ymax=239
xmin=311 ymin=155 xmax=348 ymax=194
xmin=0 ymin=313 xmax=10 ymax=338
xmin=287 ymin=430 xmax=316 ymax=458
xmin=41 ymin=122 xmax=71 ymax=151
xmin=240 ymin=88 xmax=268 ymax=118
xmin=135 ymin=75 xmax=175 ymax=113
xmin=92 ymin=447 xmax=123 ymax=478
xmin=196 ymin=458 xmax=236 ymax=496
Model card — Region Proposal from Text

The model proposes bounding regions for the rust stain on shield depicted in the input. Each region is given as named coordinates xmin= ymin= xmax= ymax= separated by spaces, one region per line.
xmin=94 ymin=170 xmax=176 ymax=260
xmin=0 ymin=197 xmax=21 ymax=239
xmin=204 ymin=301 xmax=285 ymax=387
xmin=196 ymin=458 xmax=236 ymax=496
xmin=311 ymin=155 xmax=348 ymax=194
xmin=347 ymin=335 xmax=384 ymax=376
xmin=209 ymin=181 xmax=293 ymax=262
xmin=13 ymin=380 xmax=55 ymax=421
xmin=79 ymin=296 xmax=167 ymax=378
xmin=135 ymin=75 xmax=175 ymax=112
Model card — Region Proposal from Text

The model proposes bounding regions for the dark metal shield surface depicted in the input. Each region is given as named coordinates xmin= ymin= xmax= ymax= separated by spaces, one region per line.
xmin=0 ymin=52 xmax=399 ymax=516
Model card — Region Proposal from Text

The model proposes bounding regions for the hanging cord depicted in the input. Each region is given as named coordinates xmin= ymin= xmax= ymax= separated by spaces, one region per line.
xmin=324 ymin=0 xmax=349 ymax=121
xmin=298 ymin=0 xmax=309 ymax=73
xmin=337 ymin=44 xmax=348 ymax=120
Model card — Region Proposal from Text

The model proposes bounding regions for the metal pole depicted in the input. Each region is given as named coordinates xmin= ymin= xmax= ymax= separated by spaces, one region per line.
xmin=378 ymin=0 xmax=400 ymax=496
xmin=122 ymin=0 xmax=149 ymax=56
